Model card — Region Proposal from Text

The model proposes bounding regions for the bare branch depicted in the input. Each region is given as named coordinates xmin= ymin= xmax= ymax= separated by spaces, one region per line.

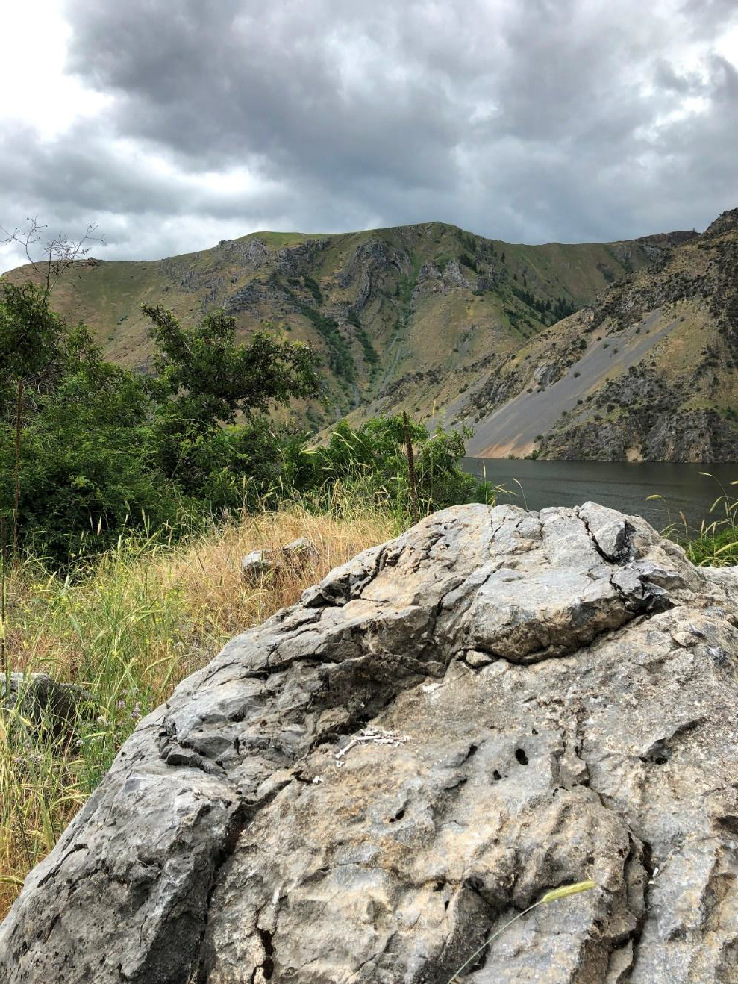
xmin=1 ymin=218 xmax=105 ymax=291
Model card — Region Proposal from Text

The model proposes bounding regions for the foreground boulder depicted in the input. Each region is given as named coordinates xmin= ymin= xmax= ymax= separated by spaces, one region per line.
xmin=2 ymin=503 xmax=738 ymax=983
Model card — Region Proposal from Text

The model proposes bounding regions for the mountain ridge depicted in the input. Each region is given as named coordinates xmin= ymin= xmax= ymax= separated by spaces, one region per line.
xmin=452 ymin=208 xmax=738 ymax=462
xmin=2 ymin=213 xmax=735 ymax=461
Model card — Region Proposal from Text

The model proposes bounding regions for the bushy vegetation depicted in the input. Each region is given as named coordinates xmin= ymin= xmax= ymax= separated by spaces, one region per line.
xmin=511 ymin=284 xmax=578 ymax=325
xmin=279 ymin=279 xmax=356 ymax=384
xmin=667 ymin=475 xmax=738 ymax=567
xmin=296 ymin=416 xmax=498 ymax=517
xmin=0 ymin=282 xmax=493 ymax=567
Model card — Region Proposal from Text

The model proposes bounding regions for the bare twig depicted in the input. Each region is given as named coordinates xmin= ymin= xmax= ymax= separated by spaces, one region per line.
xmin=1 ymin=217 xmax=105 ymax=292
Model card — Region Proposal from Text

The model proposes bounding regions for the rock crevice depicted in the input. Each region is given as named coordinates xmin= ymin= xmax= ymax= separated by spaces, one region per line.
xmin=2 ymin=502 xmax=738 ymax=983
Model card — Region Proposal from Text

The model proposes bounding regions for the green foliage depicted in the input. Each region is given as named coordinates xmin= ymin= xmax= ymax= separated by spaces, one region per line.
xmin=141 ymin=304 xmax=323 ymax=511
xmin=142 ymin=304 xmax=321 ymax=425
xmin=396 ymin=272 xmax=416 ymax=309
xmin=356 ymin=327 xmax=380 ymax=368
xmin=296 ymin=302 xmax=355 ymax=383
xmin=298 ymin=416 xmax=498 ymax=520
xmin=302 ymin=274 xmax=323 ymax=305
xmin=686 ymin=525 xmax=738 ymax=566
xmin=0 ymin=292 xmax=177 ymax=561
xmin=679 ymin=478 xmax=738 ymax=567
xmin=510 ymin=285 xmax=578 ymax=326
xmin=552 ymin=295 xmax=578 ymax=321
xmin=0 ymin=283 xmax=66 ymax=388
xmin=0 ymin=288 xmax=500 ymax=566
xmin=0 ymin=292 xmax=324 ymax=563
xmin=456 ymin=230 xmax=478 ymax=255
xmin=276 ymin=282 xmax=356 ymax=384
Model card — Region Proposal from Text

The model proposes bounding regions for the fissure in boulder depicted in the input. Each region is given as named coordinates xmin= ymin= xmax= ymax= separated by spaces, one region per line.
xmin=1 ymin=502 xmax=738 ymax=983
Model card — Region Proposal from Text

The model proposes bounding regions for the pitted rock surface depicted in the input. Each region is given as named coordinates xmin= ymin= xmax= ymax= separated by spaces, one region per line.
xmin=2 ymin=503 xmax=738 ymax=983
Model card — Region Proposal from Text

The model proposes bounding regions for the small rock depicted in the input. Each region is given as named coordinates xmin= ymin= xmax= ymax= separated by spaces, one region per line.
xmin=1 ymin=672 xmax=95 ymax=741
xmin=240 ymin=549 xmax=274 ymax=582
xmin=241 ymin=539 xmax=318 ymax=583
xmin=281 ymin=537 xmax=318 ymax=565
xmin=464 ymin=649 xmax=495 ymax=668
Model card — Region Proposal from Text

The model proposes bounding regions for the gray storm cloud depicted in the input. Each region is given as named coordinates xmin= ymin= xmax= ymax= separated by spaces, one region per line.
xmin=1 ymin=0 xmax=737 ymax=270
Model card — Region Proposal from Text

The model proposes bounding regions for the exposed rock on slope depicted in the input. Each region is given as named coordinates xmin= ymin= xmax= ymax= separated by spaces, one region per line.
xmin=459 ymin=208 xmax=738 ymax=461
xmin=0 ymin=222 xmax=655 ymax=424
xmin=2 ymin=503 xmax=738 ymax=983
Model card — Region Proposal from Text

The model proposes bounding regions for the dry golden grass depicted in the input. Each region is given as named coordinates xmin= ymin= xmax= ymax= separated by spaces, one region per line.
xmin=0 ymin=504 xmax=394 ymax=919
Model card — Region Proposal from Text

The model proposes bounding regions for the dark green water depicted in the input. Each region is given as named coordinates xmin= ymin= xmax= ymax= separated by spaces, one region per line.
xmin=462 ymin=458 xmax=738 ymax=532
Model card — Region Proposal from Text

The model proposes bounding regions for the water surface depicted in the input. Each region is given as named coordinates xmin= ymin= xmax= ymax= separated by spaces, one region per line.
xmin=462 ymin=458 xmax=738 ymax=532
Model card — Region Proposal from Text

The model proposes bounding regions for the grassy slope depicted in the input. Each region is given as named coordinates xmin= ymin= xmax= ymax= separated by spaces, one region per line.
xmin=1 ymin=222 xmax=655 ymax=427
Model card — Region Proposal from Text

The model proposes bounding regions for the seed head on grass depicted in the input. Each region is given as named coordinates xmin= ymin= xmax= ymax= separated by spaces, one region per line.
xmin=444 ymin=880 xmax=596 ymax=983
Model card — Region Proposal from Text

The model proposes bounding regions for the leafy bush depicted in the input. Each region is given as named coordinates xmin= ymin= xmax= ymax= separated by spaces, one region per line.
xmin=0 ymin=287 xmax=498 ymax=565
xmin=297 ymin=416 xmax=498 ymax=520
xmin=0 ymin=288 xmax=323 ymax=563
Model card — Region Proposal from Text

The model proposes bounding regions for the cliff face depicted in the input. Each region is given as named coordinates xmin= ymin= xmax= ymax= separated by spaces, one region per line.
xmin=2 ymin=502 xmax=738 ymax=983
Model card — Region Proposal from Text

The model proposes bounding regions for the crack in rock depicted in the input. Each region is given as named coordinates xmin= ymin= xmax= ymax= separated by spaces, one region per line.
xmin=2 ymin=502 xmax=738 ymax=984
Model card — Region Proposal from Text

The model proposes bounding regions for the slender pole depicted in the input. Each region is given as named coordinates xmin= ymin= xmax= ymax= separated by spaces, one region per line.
xmin=13 ymin=377 xmax=23 ymax=561
xmin=403 ymin=411 xmax=419 ymax=524
xmin=1 ymin=515 xmax=6 ymax=674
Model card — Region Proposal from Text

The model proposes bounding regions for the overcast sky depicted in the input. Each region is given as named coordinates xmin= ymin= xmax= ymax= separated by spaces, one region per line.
xmin=1 ymin=0 xmax=737 ymax=273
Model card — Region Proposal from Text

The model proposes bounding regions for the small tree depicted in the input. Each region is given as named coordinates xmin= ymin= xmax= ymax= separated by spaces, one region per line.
xmin=1 ymin=218 xmax=105 ymax=555
xmin=141 ymin=305 xmax=323 ymax=503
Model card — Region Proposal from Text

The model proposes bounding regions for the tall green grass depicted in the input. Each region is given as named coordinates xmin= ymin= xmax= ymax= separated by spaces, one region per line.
xmin=649 ymin=474 xmax=738 ymax=566
xmin=0 ymin=501 xmax=395 ymax=918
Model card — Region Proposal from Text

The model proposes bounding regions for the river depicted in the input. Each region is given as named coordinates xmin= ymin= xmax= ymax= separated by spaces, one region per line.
xmin=462 ymin=458 xmax=738 ymax=533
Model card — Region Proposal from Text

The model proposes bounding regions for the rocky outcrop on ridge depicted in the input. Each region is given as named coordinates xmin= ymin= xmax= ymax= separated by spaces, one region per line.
xmin=2 ymin=503 xmax=738 ymax=983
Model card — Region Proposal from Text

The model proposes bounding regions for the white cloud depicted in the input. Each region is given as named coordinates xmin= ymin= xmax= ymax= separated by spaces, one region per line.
xmin=0 ymin=0 xmax=108 ymax=139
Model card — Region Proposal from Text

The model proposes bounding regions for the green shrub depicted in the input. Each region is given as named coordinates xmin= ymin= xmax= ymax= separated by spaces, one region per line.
xmin=297 ymin=416 xmax=498 ymax=521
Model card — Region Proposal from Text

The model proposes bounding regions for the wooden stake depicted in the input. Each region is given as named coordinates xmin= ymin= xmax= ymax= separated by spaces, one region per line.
xmin=1 ymin=515 xmax=7 ymax=674
xmin=13 ymin=377 xmax=23 ymax=562
xmin=403 ymin=411 xmax=419 ymax=524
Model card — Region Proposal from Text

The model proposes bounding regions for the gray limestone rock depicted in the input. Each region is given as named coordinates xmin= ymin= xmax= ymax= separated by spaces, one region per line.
xmin=281 ymin=536 xmax=319 ymax=564
xmin=240 ymin=549 xmax=273 ymax=581
xmin=2 ymin=502 xmax=738 ymax=983
xmin=241 ymin=538 xmax=318 ymax=584
xmin=1 ymin=672 xmax=95 ymax=741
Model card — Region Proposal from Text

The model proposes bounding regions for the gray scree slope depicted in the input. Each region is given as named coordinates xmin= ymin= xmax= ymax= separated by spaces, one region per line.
xmin=1 ymin=503 xmax=738 ymax=983
xmin=466 ymin=311 xmax=677 ymax=458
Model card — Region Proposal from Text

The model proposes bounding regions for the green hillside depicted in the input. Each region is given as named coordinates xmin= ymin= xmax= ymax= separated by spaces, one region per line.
xmin=1 ymin=222 xmax=657 ymax=430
